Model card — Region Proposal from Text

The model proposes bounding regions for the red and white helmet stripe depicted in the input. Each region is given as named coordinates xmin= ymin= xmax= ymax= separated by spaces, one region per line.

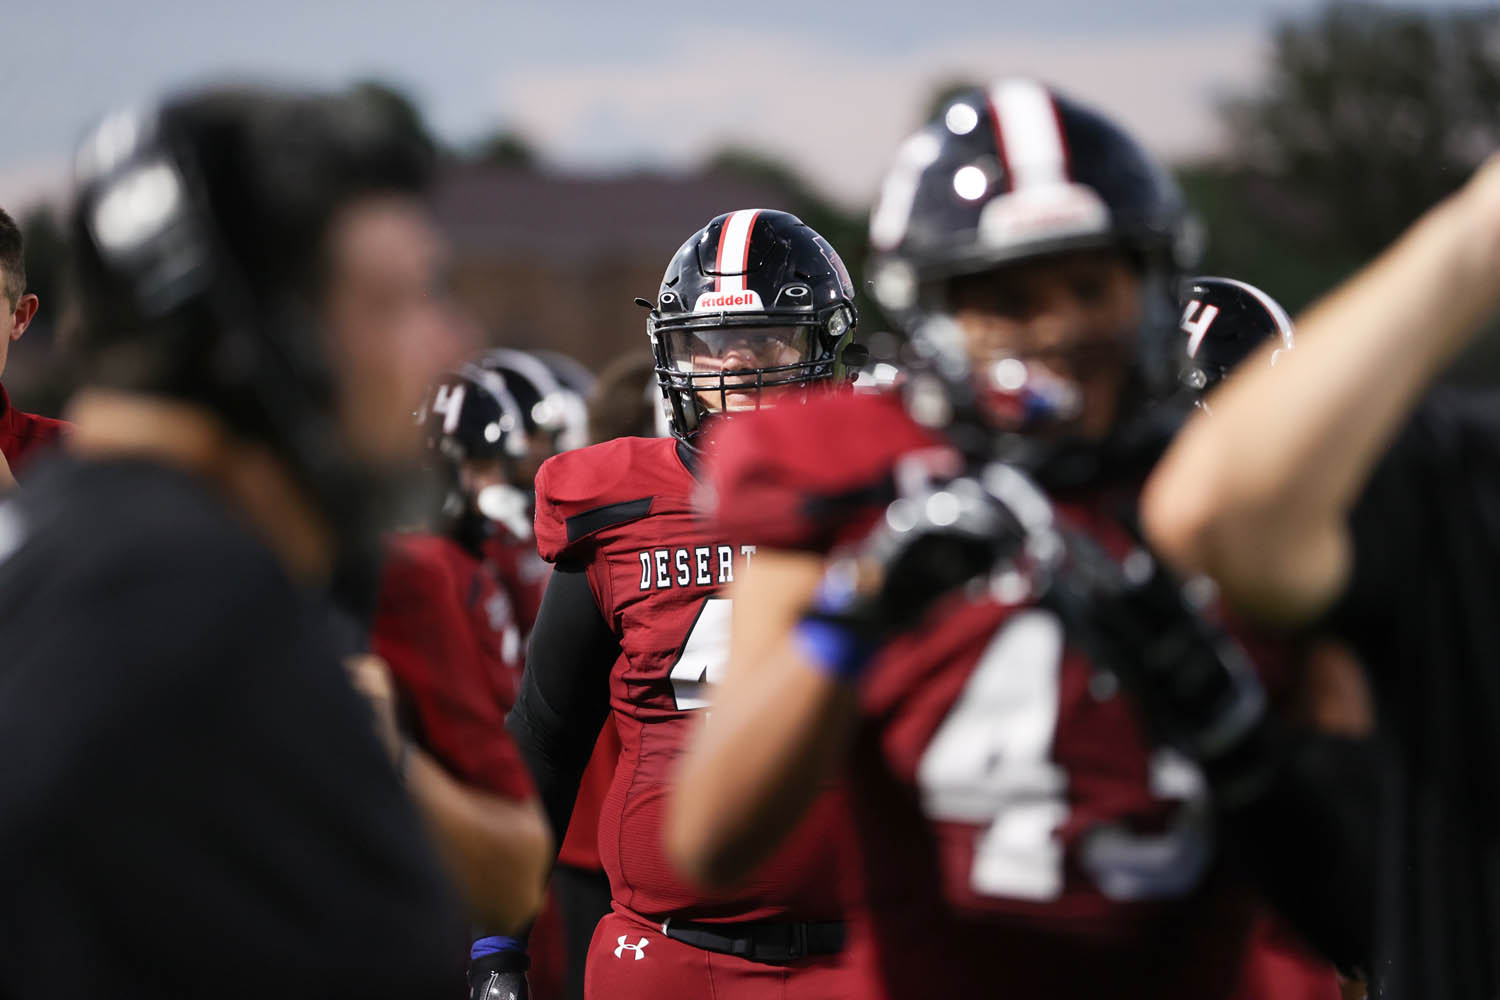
xmin=713 ymin=209 xmax=762 ymax=292
xmin=987 ymin=79 xmax=1072 ymax=192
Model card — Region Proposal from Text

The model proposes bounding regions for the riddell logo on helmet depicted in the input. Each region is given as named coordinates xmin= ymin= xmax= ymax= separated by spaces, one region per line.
xmin=693 ymin=289 xmax=764 ymax=312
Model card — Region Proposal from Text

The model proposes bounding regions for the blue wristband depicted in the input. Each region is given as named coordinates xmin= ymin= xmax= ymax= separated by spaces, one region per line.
xmin=794 ymin=617 xmax=875 ymax=682
xmin=471 ymin=935 xmax=527 ymax=960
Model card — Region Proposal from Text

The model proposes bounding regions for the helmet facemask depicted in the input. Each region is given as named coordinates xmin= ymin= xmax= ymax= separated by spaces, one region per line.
xmin=653 ymin=312 xmax=851 ymax=438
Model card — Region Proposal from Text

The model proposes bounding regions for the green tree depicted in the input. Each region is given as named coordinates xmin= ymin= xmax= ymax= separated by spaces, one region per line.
xmin=1215 ymin=2 xmax=1500 ymax=267
xmin=350 ymin=79 xmax=440 ymax=157
xmin=1194 ymin=3 xmax=1500 ymax=379
xmin=470 ymin=131 xmax=539 ymax=169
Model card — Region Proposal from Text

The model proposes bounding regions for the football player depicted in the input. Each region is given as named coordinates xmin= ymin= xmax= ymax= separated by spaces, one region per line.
xmin=670 ymin=80 xmax=1341 ymax=999
xmin=507 ymin=209 xmax=863 ymax=999
xmin=370 ymin=365 xmax=553 ymax=998
xmin=473 ymin=349 xmax=614 ymax=1000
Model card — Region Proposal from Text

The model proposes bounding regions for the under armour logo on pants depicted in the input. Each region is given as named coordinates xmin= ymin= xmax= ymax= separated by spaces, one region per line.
xmin=614 ymin=935 xmax=649 ymax=960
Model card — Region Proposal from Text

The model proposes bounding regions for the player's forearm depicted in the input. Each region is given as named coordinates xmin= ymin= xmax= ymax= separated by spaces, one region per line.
xmin=1145 ymin=165 xmax=1500 ymax=618
xmin=405 ymin=749 xmax=553 ymax=933
xmin=669 ymin=643 xmax=858 ymax=889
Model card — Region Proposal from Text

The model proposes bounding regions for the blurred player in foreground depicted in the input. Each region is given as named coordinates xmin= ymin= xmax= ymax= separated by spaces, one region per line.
xmin=670 ymin=80 xmax=1339 ymax=999
xmin=508 ymin=209 xmax=863 ymax=999
xmin=1144 ymin=149 xmax=1500 ymax=1000
xmin=0 ymin=208 xmax=68 ymax=487
xmin=0 ymin=86 xmax=466 ymax=997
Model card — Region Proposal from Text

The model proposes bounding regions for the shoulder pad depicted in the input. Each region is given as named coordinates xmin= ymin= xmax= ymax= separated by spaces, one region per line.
xmin=534 ymin=437 xmax=687 ymax=563
xmin=709 ymin=391 xmax=945 ymax=552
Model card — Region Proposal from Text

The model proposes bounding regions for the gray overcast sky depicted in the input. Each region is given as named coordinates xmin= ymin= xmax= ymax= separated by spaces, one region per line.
xmin=2 ymin=0 xmax=1493 ymax=210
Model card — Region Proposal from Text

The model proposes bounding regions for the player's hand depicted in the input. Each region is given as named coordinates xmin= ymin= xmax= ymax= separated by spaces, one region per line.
xmin=797 ymin=462 xmax=1051 ymax=679
xmin=468 ymin=947 xmax=530 ymax=1000
xmin=0 ymin=448 xmax=15 ymax=493
xmin=1046 ymin=539 xmax=1271 ymax=802
xmin=344 ymin=653 xmax=402 ymax=764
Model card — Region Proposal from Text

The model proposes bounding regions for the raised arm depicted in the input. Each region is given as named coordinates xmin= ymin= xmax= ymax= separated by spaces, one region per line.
xmin=667 ymin=548 xmax=859 ymax=889
xmin=1143 ymin=155 xmax=1500 ymax=622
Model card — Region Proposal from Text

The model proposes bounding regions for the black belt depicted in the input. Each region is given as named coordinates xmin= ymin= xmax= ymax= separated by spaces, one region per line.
xmin=660 ymin=917 xmax=845 ymax=964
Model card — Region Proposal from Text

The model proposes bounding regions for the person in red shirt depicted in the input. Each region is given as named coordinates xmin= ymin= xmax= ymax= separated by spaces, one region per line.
xmin=670 ymin=80 xmax=1348 ymax=1000
xmin=371 ymin=364 xmax=554 ymax=999
xmin=0 ymin=208 xmax=69 ymax=485
xmin=507 ymin=209 xmax=865 ymax=1000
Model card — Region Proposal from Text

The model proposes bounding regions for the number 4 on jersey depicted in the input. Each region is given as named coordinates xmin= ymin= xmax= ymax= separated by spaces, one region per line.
xmin=669 ymin=597 xmax=732 ymax=710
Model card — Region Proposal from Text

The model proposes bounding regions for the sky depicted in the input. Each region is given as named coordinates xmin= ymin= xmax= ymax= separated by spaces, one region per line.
xmin=2 ymin=0 xmax=1493 ymax=212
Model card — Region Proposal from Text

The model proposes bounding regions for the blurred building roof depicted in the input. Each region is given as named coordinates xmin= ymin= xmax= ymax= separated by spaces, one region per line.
xmin=433 ymin=162 xmax=796 ymax=260
xmin=432 ymin=163 xmax=801 ymax=369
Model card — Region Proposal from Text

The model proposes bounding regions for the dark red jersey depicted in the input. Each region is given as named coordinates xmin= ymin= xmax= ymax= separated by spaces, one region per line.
xmin=485 ymin=531 xmax=552 ymax=640
xmin=710 ymin=390 xmax=1291 ymax=999
xmin=534 ymin=435 xmax=852 ymax=923
xmin=373 ymin=532 xmax=532 ymax=802
xmin=484 ymin=522 xmax=619 ymax=872
xmin=0 ymin=384 xmax=68 ymax=479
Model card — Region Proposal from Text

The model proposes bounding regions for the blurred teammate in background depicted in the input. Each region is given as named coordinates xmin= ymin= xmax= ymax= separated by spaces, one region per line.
xmin=0 ymin=208 xmax=68 ymax=487
xmin=671 ymin=80 xmax=1341 ymax=999
xmin=508 ymin=209 xmax=863 ymax=1000
xmin=1175 ymin=277 xmax=1374 ymax=1000
xmin=474 ymin=347 xmax=616 ymax=1000
xmin=371 ymin=364 xmax=554 ymax=1000
xmin=0 ymin=86 xmax=464 ymax=997
xmin=1144 ymin=150 xmax=1500 ymax=1000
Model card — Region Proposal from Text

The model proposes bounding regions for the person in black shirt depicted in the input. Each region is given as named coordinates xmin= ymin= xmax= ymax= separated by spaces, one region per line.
xmin=1144 ymin=157 xmax=1500 ymax=998
xmin=0 ymin=87 xmax=473 ymax=998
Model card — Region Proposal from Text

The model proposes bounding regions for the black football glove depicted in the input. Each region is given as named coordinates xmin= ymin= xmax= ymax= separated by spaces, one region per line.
xmin=1043 ymin=532 xmax=1274 ymax=806
xmin=468 ymin=947 xmax=529 ymax=1000
xmin=795 ymin=461 xmax=1054 ymax=680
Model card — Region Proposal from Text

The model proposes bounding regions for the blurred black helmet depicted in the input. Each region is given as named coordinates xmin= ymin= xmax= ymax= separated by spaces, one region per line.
xmin=419 ymin=364 xmax=532 ymax=541
xmin=480 ymin=347 xmax=590 ymax=455
xmin=68 ymin=85 xmax=433 ymax=522
xmin=1178 ymin=276 xmax=1294 ymax=399
xmin=646 ymin=209 xmax=860 ymax=446
xmin=866 ymin=78 xmax=1199 ymax=476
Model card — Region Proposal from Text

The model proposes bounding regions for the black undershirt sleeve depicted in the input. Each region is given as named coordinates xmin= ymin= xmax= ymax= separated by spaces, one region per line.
xmin=508 ymin=562 xmax=619 ymax=853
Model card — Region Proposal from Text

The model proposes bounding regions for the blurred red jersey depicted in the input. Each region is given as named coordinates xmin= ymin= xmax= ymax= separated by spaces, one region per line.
xmin=709 ymin=390 xmax=1310 ymax=999
xmin=534 ymin=435 xmax=852 ymax=923
xmin=485 ymin=530 xmax=552 ymax=640
xmin=484 ymin=522 xmax=620 ymax=871
xmin=373 ymin=532 xmax=532 ymax=801
xmin=0 ymin=384 xmax=68 ymax=479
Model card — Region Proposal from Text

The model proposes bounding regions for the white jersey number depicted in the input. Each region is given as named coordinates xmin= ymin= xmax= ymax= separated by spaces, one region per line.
xmin=915 ymin=609 xmax=1210 ymax=902
xmin=668 ymin=597 xmax=732 ymax=711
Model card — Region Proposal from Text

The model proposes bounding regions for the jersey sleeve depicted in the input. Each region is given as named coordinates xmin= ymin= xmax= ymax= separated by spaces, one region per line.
xmin=534 ymin=438 xmax=661 ymax=565
xmin=708 ymin=391 xmax=946 ymax=554
xmin=373 ymin=537 xmax=535 ymax=801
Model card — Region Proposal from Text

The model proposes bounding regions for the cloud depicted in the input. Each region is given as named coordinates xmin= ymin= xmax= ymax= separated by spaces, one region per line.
xmin=495 ymin=25 xmax=1266 ymax=208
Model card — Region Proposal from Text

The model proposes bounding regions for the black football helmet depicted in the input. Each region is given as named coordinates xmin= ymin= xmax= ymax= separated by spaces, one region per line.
xmin=419 ymin=364 xmax=533 ymax=542
xmin=646 ymin=209 xmax=860 ymax=446
xmin=866 ymin=78 xmax=1199 ymax=476
xmin=1178 ymin=276 xmax=1294 ymax=399
xmin=480 ymin=347 xmax=590 ymax=455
